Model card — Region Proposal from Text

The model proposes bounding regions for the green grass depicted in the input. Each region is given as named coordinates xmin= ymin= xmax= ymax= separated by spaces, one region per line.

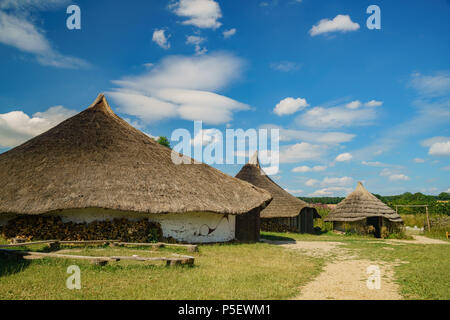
xmin=341 ymin=240 xmax=450 ymax=300
xmin=0 ymin=240 xmax=323 ymax=300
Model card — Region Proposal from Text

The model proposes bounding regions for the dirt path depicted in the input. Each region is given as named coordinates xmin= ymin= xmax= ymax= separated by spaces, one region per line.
xmin=388 ymin=235 xmax=449 ymax=245
xmin=263 ymin=239 xmax=403 ymax=300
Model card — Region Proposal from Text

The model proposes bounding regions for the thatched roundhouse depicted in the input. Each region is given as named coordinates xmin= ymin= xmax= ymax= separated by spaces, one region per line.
xmin=236 ymin=154 xmax=320 ymax=234
xmin=325 ymin=182 xmax=403 ymax=237
xmin=0 ymin=94 xmax=272 ymax=243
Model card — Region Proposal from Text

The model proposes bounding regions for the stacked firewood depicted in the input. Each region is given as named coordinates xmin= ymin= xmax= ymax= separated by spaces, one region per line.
xmin=1 ymin=216 xmax=163 ymax=243
xmin=260 ymin=220 xmax=297 ymax=233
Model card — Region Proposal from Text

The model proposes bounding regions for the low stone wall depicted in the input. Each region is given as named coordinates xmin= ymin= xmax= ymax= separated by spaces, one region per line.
xmin=0 ymin=216 xmax=162 ymax=243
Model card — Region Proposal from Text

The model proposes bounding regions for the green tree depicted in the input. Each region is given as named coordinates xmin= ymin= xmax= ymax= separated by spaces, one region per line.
xmin=156 ymin=136 xmax=171 ymax=149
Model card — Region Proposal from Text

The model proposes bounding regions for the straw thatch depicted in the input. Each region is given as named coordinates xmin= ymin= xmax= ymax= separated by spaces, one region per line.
xmin=0 ymin=94 xmax=271 ymax=216
xmin=324 ymin=182 xmax=403 ymax=223
xmin=235 ymin=153 xmax=317 ymax=218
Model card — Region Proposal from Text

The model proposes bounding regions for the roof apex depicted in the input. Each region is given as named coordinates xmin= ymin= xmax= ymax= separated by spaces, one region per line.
xmin=248 ymin=151 xmax=260 ymax=167
xmin=87 ymin=93 xmax=116 ymax=116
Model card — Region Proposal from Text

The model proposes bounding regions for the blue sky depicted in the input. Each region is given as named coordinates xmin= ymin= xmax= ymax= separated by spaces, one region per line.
xmin=0 ymin=0 xmax=449 ymax=197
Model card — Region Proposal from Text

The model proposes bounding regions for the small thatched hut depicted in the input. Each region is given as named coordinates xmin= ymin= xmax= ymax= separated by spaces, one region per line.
xmin=325 ymin=182 xmax=403 ymax=237
xmin=235 ymin=154 xmax=320 ymax=234
xmin=0 ymin=94 xmax=272 ymax=243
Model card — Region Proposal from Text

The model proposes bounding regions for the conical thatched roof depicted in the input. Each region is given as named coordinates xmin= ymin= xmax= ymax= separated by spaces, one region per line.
xmin=0 ymin=94 xmax=271 ymax=216
xmin=236 ymin=154 xmax=316 ymax=218
xmin=325 ymin=182 xmax=403 ymax=223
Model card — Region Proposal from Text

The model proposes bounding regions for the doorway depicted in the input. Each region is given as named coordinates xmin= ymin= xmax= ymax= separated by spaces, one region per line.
xmin=367 ymin=217 xmax=381 ymax=238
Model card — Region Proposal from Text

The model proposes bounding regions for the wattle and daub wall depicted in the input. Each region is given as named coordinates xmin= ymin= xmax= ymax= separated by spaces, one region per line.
xmin=0 ymin=208 xmax=260 ymax=243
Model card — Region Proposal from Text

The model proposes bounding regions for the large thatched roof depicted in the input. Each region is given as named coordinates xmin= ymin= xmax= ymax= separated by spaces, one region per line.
xmin=0 ymin=94 xmax=272 ymax=216
xmin=325 ymin=182 xmax=403 ymax=223
xmin=235 ymin=154 xmax=316 ymax=218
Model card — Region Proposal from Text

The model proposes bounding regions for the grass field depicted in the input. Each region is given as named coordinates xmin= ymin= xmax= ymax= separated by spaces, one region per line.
xmin=0 ymin=240 xmax=323 ymax=300
xmin=1 ymin=232 xmax=449 ymax=300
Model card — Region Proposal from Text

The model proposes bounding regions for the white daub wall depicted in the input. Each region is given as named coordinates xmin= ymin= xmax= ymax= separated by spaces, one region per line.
xmin=51 ymin=208 xmax=236 ymax=243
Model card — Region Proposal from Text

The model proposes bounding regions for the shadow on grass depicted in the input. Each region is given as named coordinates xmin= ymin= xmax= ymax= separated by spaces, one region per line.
xmin=260 ymin=234 xmax=296 ymax=243
xmin=0 ymin=252 xmax=31 ymax=277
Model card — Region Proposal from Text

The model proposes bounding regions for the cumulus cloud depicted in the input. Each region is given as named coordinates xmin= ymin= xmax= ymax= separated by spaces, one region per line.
xmin=108 ymin=52 xmax=249 ymax=125
xmin=274 ymin=97 xmax=309 ymax=116
xmin=309 ymin=187 xmax=352 ymax=197
xmin=421 ymin=137 xmax=450 ymax=156
xmin=292 ymin=165 xmax=327 ymax=173
xmin=296 ymin=105 xmax=377 ymax=129
xmin=305 ymin=179 xmax=319 ymax=187
xmin=321 ymin=176 xmax=353 ymax=187
xmin=414 ymin=158 xmax=425 ymax=163
xmin=285 ymin=188 xmax=304 ymax=195
xmin=279 ymin=142 xmax=325 ymax=163
xmin=0 ymin=4 xmax=89 ymax=68
xmin=0 ymin=105 xmax=76 ymax=148
xmin=346 ymin=100 xmax=362 ymax=109
xmin=186 ymin=35 xmax=207 ymax=55
xmin=389 ymin=174 xmax=410 ymax=181
xmin=365 ymin=100 xmax=383 ymax=107
xmin=335 ymin=153 xmax=352 ymax=162
xmin=223 ymin=28 xmax=236 ymax=38
xmin=170 ymin=0 xmax=222 ymax=29
xmin=309 ymin=14 xmax=360 ymax=36
xmin=152 ymin=29 xmax=171 ymax=49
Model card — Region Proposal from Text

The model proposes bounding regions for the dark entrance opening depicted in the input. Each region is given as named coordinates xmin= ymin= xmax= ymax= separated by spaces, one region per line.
xmin=367 ymin=217 xmax=381 ymax=238
xmin=299 ymin=208 xmax=315 ymax=234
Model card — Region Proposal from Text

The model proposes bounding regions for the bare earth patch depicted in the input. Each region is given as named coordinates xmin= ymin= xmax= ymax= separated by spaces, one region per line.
xmin=388 ymin=235 xmax=450 ymax=245
xmin=265 ymin=239 xmax=403 ymax=300
xmin=294 ymin=259 xmax=402 ymax=300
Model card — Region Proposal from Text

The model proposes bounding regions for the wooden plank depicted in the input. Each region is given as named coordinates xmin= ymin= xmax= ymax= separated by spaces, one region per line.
xmin=60 ymin=240 xmax=119 ymax=245
xmin=0 ymin=240 xmax=59 ymax=248
xmin=118 ymin=242 xmax=198 ymax=252
xmin=0 ymin=249 xmax=118 ymax=264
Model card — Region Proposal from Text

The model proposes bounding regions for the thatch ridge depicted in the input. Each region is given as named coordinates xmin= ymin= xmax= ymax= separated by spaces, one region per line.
xmin=324 ymin=182 xmax=403 ymax=223
xmin=0 ymin=94 xmax=272 ymax=216
xmin=235 ymin=154 xmax=315 ymax=218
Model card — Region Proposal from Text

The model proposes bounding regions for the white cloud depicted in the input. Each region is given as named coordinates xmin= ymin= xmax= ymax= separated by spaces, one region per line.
xmin=309 ymin=187 xmax=352 ymax=197
xmin=414 ymin=158 xmax=425 ymax=163
xmin=365 ymin=100 xmax=383 ymax=107
xmin=292 ymin=165 xmax=327 ymax=173
xmin=0 ymin=10 xmax=89 ymax=68
xmin=0 ymin=105 xmax=76 ymax=148
xmin=346 ymin=100 xmax=361 ymax=109
xmin=429 ymin=141 xmax=450 ymax=156
xmin=270 ymin=61 xmax=301 ymax=72
xmin=379 ymin=168 xmax=410 ymax=182
xmin=297 ymin=105 xmax=377 ymax=129
xmin=274 ymin=97 xmax=309 ymax=116
xmin=335 ymin=153 xmax=352 ymax=162
xmin=279 ymin=142 xmax=325 ymax=163
xmin=321 ymin=176 xmax=353 ymax=187
xmin=305 ymin=179 xmax=319 ymax=187
xmin=223 ymin=28 xmax=236 ymax=38
xmin=410 ymin=71 xmax=450 ymax=97
xmin=152 ymin=29 xmax=170 ymax=49
xmin=186 ymin=35 xmax=207 ymax=55
xmin=170 ymin=0 xmax=222 ymax=29
xmin=389 ymin=174 xmax=410 ymax=181
xmin=422 ymin=137 xmax=450 ymax=156
xmin=109 ymin=52 xmax=249 ymax=125
xmin=309 ymin=14 xmax=360 ymax=37
xmin=261 ymin=125 xmax=355 ymax=145
xmin=285 ymin=188 xmax=304 ymax=195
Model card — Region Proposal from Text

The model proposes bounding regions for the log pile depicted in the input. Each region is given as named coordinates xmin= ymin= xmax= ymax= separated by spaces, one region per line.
xmin=260 ymin=220 xmax=298 ymax=233
xmin=0 ymin=216 xmax=163 ymax=243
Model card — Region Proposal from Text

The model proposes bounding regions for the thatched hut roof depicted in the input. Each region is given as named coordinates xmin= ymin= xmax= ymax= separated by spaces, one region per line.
xmin=235 ymin=154 xmax=317 ymax=218
xmin=324 ymin=182 xmax=403 ymax=223
xmin=0 ymin=94 xmax=271 ymax=216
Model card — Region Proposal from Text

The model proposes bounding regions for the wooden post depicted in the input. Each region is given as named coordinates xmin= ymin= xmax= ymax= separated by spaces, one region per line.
xmin=426 ymin=206 xmax=431 ymax=232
